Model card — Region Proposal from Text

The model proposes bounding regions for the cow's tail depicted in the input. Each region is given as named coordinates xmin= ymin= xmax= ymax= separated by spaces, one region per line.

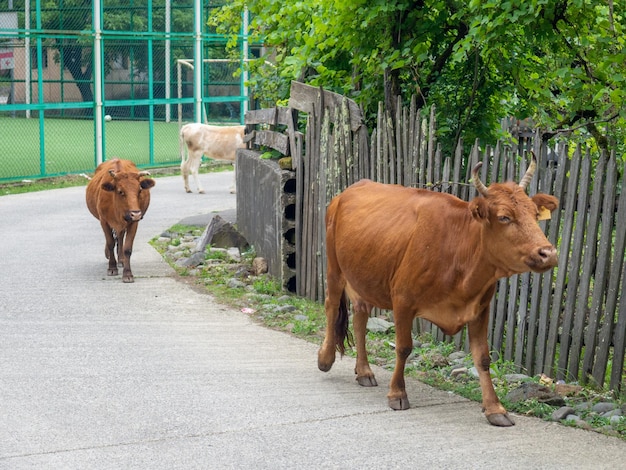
xmin=179 ymin=127 xmax=187 ymax=163
xmin=335 ymin=291 xmax=354 ymax=356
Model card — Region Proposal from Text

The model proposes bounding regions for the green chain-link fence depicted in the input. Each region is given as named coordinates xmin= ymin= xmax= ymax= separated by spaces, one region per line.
xmin=0 ymin=0 xmax=248 ymax=182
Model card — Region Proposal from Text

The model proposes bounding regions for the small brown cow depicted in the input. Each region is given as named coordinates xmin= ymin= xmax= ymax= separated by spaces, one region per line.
xmin=318 ymin=155 xmax=558 ymax=426
xmin=179 ymin=123 xmax=245 ymax=194
xmin=86 ymin=158 xmax=155 ymax=283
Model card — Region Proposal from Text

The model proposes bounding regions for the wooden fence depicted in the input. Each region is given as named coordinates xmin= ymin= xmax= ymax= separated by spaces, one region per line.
xmin=248 ymin=81 xmax=626 ymax=392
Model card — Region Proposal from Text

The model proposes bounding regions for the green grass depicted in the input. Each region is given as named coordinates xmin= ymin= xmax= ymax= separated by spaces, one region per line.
xmin=0 ymin=116 xmax=181 ymax=181
xmin=0 ymin=163 xmax=232 ymax=196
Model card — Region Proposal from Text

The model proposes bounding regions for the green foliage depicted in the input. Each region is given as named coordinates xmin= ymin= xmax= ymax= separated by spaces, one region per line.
xmin=166 ymin=224 xmax=201 ymax=235
xmin=252 ymin=276 xmax=283 ymax=295
xmin=210 ymin=0 xmax=626 ymax=156
xmin=259 ymin=149 xmax=282 ymax=160
xmin=205 ymin=247 xmax=228 ymax=261
xmin=0 ymin=175 xmax=87 ymax=195
xmin=290 ymin=313 xmax=322 ymax=337
xmin=503 ymin=398 xmax=556 ymax=419
xmin=459 ymin=0 xmax=626 ymax=154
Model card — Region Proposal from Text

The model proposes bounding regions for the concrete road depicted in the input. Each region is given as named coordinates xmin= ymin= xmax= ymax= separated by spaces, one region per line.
xmin=1 ymin=171 xmax=625 ymax=470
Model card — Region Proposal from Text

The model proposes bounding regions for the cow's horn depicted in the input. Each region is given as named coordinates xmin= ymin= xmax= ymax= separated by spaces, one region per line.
xmin=519 ymin=151 xmax=537 ymax=190
xmin=138 ymin=170 xmax=151 ymax=177
xmin=108 ymin=169 xmax=117 ymax=178
xmin=472 ymin=162 xmax=489 ymax=196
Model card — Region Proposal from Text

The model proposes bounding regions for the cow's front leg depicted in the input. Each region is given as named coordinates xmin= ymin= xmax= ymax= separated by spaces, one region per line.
xmin=101 ymin=222 xmax=118 ymax=276
xmin=120 ymin=223 xmax=138 ymax=283
xmin=189 ymin=153 xmax=204 ymax=193
xmin=387 ymin=311 xmax=413 ymax=410
xmin=468 ymin=307 xmax=514 ymax=426
xmin=352 ymin=300 xmax=377 ymax=386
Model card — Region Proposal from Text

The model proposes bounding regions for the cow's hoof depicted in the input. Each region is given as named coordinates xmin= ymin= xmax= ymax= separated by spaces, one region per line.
xmin=356 ymin=375 xmax=378 ymax=387
xmin=185 ymin=189 xmax=191 ymax=193
xmin=317 ymin=353 xmax=335 ymax=372
xmin=122 ymin=276 xmax=134 ymax=283
xmin=388 ymin=396 xmax=410 ymax=410
xmin=108 ymin=268 xmax=118 ymax=276
xmin=199 ymin=190 xmax=205 ymax=194
xmin=486 ymin=412 xmax=515 ymax=427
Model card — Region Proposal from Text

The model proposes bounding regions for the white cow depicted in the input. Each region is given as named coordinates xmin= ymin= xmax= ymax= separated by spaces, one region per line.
xmin=179 ymin=123 xmax=246 ymax=194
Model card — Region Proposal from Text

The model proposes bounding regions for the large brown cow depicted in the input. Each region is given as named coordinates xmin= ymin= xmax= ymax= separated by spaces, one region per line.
xmin=179 ymin=123 xmax=245 ymax=194
xmin=318 ymin=155 xmax=558 ymax=426
xmin=86 ymin=158 xmax=155 ymax=283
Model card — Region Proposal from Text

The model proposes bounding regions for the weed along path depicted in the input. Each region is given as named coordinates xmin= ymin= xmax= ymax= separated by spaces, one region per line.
xmin=1 ymin=173 xmax=626 ymax=469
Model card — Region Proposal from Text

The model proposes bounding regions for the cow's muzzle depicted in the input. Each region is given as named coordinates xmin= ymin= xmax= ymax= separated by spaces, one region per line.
xmin=526 ymin=245 xmax=558 ymax=272
xmin=125 ymin=210 xmax=143 ymax=222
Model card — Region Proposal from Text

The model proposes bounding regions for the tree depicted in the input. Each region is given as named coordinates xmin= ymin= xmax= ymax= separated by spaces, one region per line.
xmin=211 ymin=0 xmax=518 ymax=153
xmin=458 ymin=0 xmax=626 ymax=154
xmin=211 ymin=0 xmax=626 ymax=157
xmin=40 ymin=0 xmax=95 ymax=103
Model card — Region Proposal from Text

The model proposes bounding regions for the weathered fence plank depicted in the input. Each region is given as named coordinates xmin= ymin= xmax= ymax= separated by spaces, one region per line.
xmin=559 ymin=151 xmax=593 ymax=380
xmin=611 ymin=254 xmax=626 ymax=390
xmin=596 ymin=156 xmax=626 ymax=387
xmin=540 ymin=148 xmax=580 ymax=375
xmin=583 ymin=151 xmax=616 ymax=384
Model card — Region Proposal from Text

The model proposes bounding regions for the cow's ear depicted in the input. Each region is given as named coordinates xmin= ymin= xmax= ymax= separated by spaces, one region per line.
xmin=532 ymin=193 xmax=558 ymax=212
xmin=469 ymin=197 xmax=489 ymax=221
xmin=101 ymin=182 xmax=115 ymax=192
xmin=140 ymin=178 xmax=155 ymax=190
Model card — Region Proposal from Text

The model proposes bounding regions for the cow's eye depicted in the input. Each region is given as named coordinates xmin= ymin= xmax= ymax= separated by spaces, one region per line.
xmin=498 ymin=216 xmax=511 ymax=224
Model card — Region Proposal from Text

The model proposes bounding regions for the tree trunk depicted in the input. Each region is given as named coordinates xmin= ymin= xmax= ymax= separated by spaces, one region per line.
xmin=61 ymin=44 xmax=94 ymax=110
xmin=384 ymin=68 xmax=401 ymax=120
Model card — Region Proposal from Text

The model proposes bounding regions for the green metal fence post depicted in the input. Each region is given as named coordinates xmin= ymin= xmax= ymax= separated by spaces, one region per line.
xmin=36 ymin=0 xmax=44 ymax=176
xmin=94 ymin=0 xmax=104 ymax=166
xmin=193 ymin=0 xmax=202 ymax=123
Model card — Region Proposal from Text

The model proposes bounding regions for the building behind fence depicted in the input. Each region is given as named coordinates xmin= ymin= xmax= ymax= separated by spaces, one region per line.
xmin=271 ymin=81 xmax=625 ymax=393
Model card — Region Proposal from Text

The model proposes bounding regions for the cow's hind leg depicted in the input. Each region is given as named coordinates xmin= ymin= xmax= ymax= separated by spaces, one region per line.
xmin=468 ymin=306 xmax=515 ymax=426
xmin=351 ymin=293 xmax=377 ymax=387
xmin=181 ymin=157 xmax=192 ymax=193
xmin=318 ymin=272 xmax=347 ymax=372
xmin=387 ymin=308 xmax=413 ymax=410
xmin=190 ymin=151 xmax=204 ymax=193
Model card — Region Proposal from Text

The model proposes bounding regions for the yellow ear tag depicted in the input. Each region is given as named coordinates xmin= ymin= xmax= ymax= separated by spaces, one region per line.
xmin=538 ymin=206 xmax=551 ymax=221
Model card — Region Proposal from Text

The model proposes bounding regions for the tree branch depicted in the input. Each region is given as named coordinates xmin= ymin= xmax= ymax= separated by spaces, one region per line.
xmin=541 ymin=112 xmax=619 ymax=152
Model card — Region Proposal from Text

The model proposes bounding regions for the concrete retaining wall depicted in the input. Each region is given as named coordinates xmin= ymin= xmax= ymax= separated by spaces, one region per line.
xmin=236 ymin=150 xmax=296 ymax=291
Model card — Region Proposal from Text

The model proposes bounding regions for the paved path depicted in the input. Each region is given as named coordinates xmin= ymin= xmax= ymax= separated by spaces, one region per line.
xmin=1 ymin=172 xmax=626 ymax=469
